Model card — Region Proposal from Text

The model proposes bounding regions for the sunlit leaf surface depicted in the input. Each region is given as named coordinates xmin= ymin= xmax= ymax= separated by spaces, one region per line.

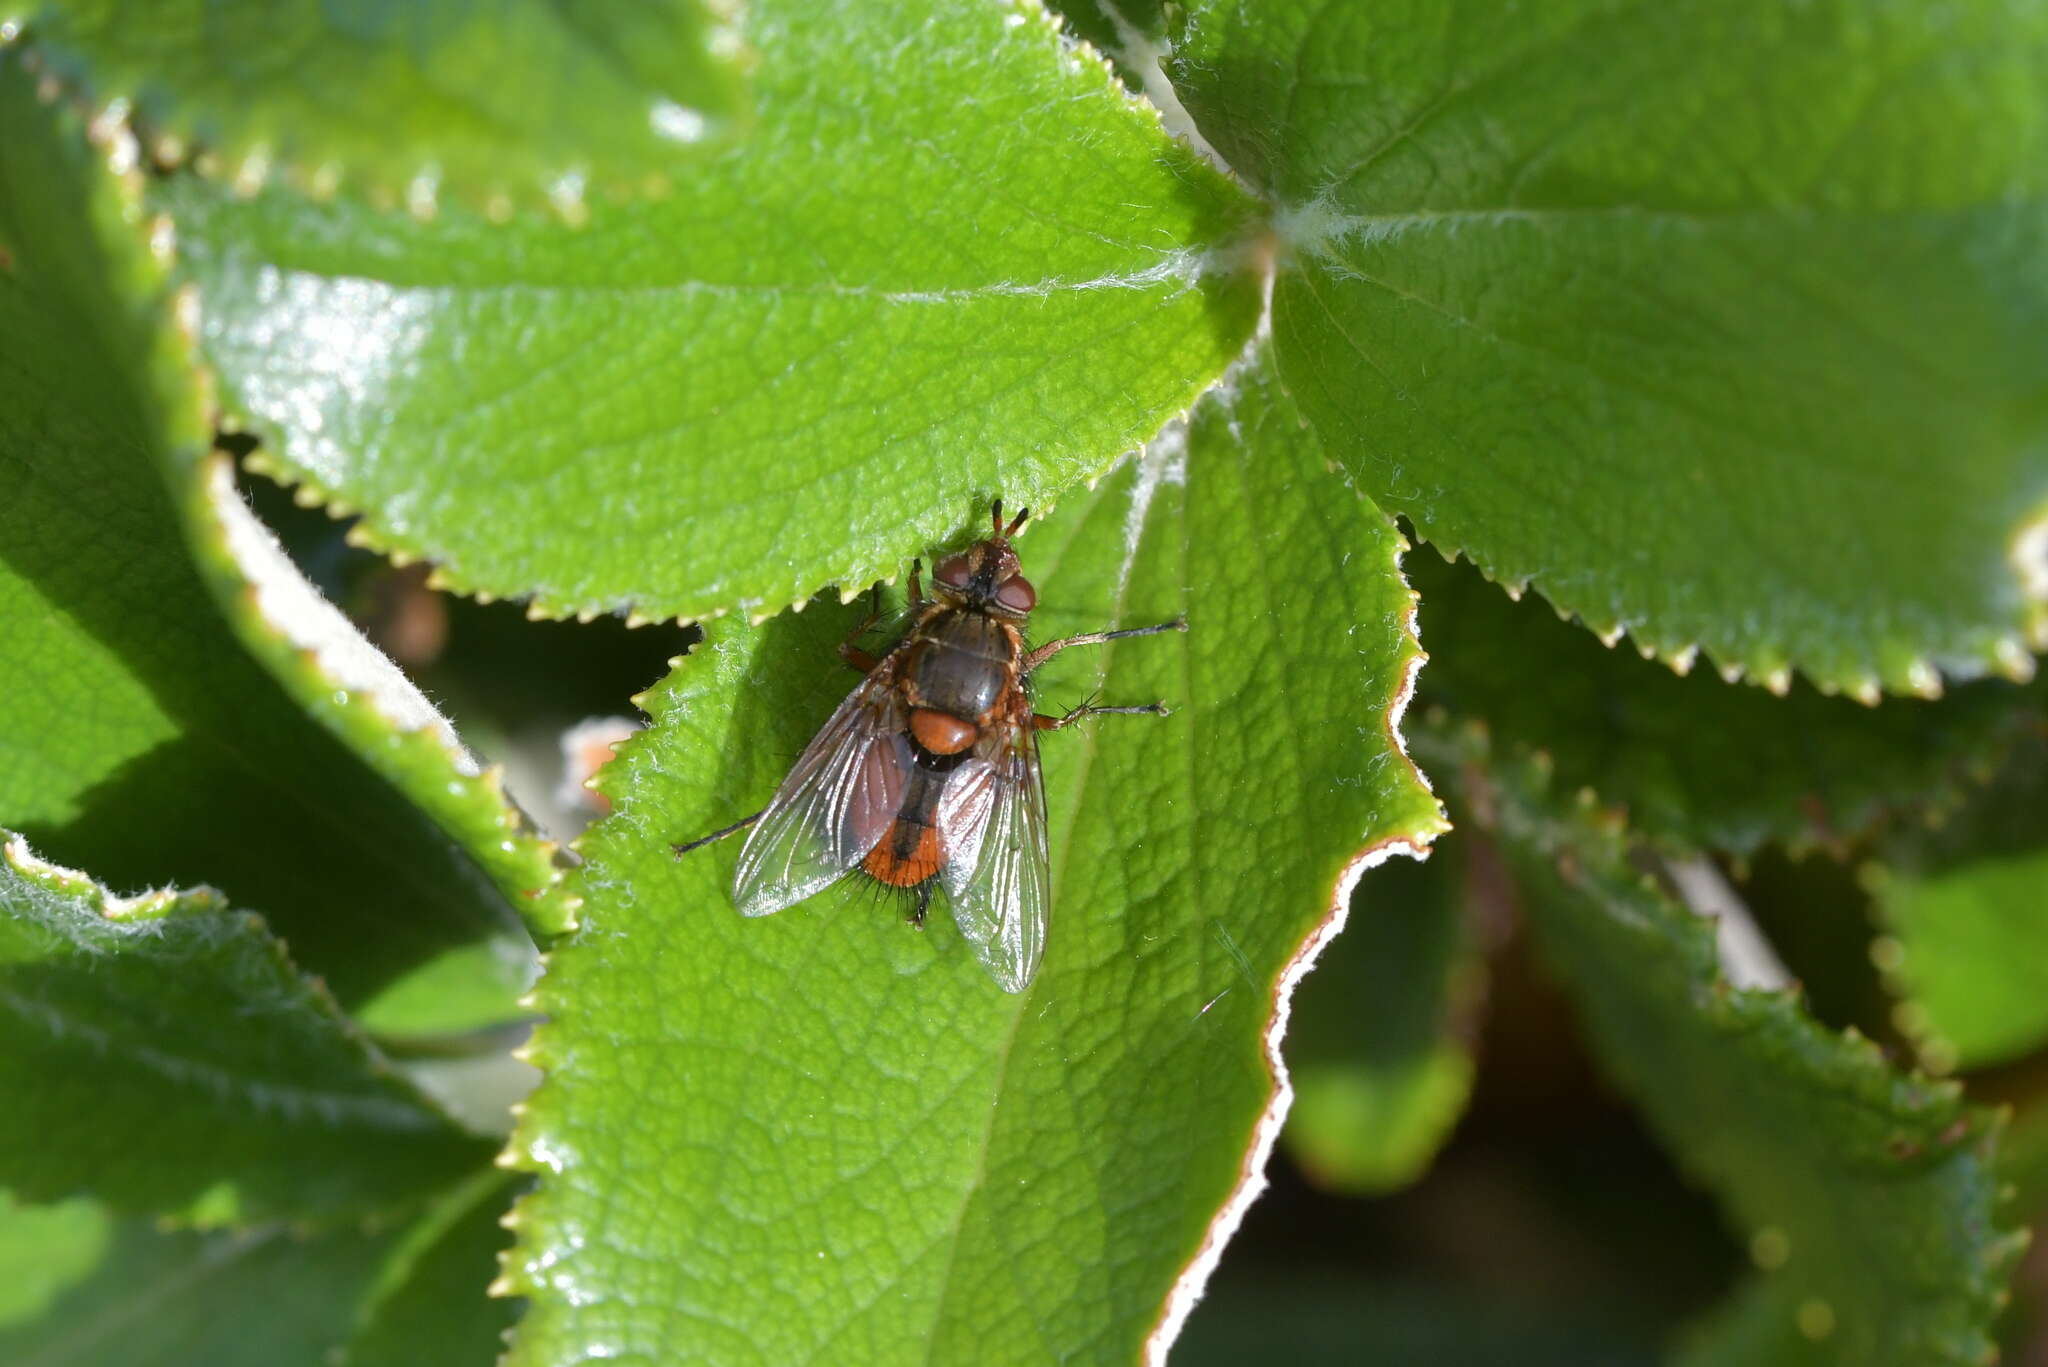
xmin=500 ymin=350 xmax=1445 ymax=1365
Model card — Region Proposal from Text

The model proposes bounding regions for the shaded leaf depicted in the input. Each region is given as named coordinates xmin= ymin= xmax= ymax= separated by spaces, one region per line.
xmin=0 ymin=1191 xmax=106 ymax=1333
xmin=177 ymin=454 xmax=574 ymax=943
xmin=1170 ymin=0 xmax=2048 ymax=693
xmin=499 ymin=348 xmax=1444 ymax=1364
xmin=0 ymin=50 xmax=552 ymax=1014
xmin=1410 ymin=550 xmax=2043 ymax=857
xmin=1283 ymin=848 xmax=1482 ymax=1194
xmin=1421 ymin=725 xmax=2022 ymax=1366
xmin=0 ymin=1177 xmax=515 ymax=1367
xmin=1868 ymin=735 xmax=2048 ymax=1071
xmin=0 ymin=835 xmax=493 ymax=1226
xmin=342 ymin=1171 xmax=521 ymax=1367
xmin=0 ymin=1191 xmax=389 ymax=1366
xmin=5 ymin=0 xmax=748 ymax=214
xmin=1675 ymin=1276 xmax=1845 ymax=1367
xmin=1178 ymin=1271 xmax=1658 ymax=1367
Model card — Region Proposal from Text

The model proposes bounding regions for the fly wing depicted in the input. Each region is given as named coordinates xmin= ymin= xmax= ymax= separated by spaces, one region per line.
xmin=732 ymin=674 xmax=910 ymax=918
xmin=938 ymin=729 xmax=1050 ymax=993
xmin=933 ymin=755 xmax=999 ymax=889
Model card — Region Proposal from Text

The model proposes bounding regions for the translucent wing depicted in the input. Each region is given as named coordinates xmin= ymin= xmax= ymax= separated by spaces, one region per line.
xmin=938 ymin=729 xmax=1050 ymax=993
xmin=932 ymin=755 xmax=998 ymax=886
xmin=732 ymin=674 xmax=910 ymax=917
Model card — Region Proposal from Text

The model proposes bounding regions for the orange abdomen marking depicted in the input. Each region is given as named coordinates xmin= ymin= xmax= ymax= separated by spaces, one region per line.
xmin=863 ymin=822 xmax=943 ymax=887
xmin=910 ymin=707 xmax=979 ymax=756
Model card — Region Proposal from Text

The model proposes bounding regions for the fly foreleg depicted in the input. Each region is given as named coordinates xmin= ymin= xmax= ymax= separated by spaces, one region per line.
xmin=839 ymin=565 xmax=922 ymax=673
xmin=837 ymin=583 xmax=890 ymax=673
xmin=1021 ymin=617 xmax=1186 ymax=675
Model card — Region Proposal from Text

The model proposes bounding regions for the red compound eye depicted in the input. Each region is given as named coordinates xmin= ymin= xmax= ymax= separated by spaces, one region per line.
xmin=995 ymin=575 xmax=1036 ymax=612
xmin=934 ymin=556 xmax=972 ymax=588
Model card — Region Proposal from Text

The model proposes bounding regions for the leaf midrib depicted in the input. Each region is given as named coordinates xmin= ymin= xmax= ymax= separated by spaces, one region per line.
xmin=912 ymin=471 xmax=1155 ymax=1365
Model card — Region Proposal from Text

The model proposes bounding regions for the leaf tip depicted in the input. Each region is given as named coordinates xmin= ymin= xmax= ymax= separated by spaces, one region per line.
xmin=306 ymin=160 xmax=343 ymax=200
xmin=1993 ymin=634 xmax=2036 ymax=683
xmin=231 ymin=145 xmax=274 ymax=199
xmin=546 ymin=171 xmax=591 ymax=228
xmin=405 ymin=169 xmax=441 ymax=223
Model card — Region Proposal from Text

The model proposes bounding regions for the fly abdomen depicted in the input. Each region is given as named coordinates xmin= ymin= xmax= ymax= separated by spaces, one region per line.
xmin=861 ymin=762 xmax=951 ymax=888
xmin=862 ymin=820 xmax=941 ymax=888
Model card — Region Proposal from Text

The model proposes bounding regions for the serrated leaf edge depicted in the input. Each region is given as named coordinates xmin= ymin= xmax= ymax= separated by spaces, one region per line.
xmin=1143 ymin=519 xmax=1449 ymax=1363
xmin=491 ymin=420 xmax=1457 ymax=1357
xmin=223 ymin=311 xmax=1260 ymax=637
xmin=48 ymin=85 xmax=577 ymax=939
xmin=1277 ymin=202 xmax=2047 ymax=702
xmin=0 ymin=8 xmax=750 ymax=223
xmin=148 ymin=0 xmax=1267 ymax=633
xmin=3 ymin=831 xmax=227 ymax=922
xmin=2 ymin=830 xmax=499 ymax=1228
xmin=1424 ymin=719 xmax=2030 ymax=1361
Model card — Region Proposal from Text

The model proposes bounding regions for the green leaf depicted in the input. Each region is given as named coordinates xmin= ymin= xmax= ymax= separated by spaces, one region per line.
xmin=1421 ymin=727 xmax=2022 ymax=1366
xmin=159 ymin=0 xmax=1264 ymax=624
xmin=2001 ymin=1100 xmax=2048 ymax=1220
xmin=1867 ymin=736 xmax=2048 ymax=1072
xmin=342 ymin=1171 xmax=521 ymax=1367
xmin=1675 ymin=1276 xmax=1844 ymax=1367
xmin=5 ymin=0 xmax=748 ymax=215
xmin=0 ymin=836 xmax=493 ymax=1226
xmin=0 ymin=1191 xmax=107 ymax=1332
xmin=352 ymin=941 xmax=538 ymax=1041
xmin=0 ymin=1191 xmax=389 ymax=1367
xmin=0 ymin=1178 xmax=516 ymax=1367
xmin=0 ymin=49 xmax=557 ymax=1013
xmin=1282 ymin=848 xmax=1481 ymax=1194
xmin=500 ymin=348 xmax=1445 ymax=1363
xmin=1170 ymin=0 xmax=2048 ymax=693
xmin=1410 ymin=550 xmax=2044 ymax=857
xmin=175 ymin=450 xmax=575 ymax=943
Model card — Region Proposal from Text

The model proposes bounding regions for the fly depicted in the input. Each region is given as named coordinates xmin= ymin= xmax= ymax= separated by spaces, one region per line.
xmin=672 ymin=501 xmax=1184 ymax=992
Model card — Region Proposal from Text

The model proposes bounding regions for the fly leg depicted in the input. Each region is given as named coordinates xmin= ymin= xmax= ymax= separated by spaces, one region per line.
xmin=911 ymin=881 xmax=933 ymax=927
xmin=1021 ymin=617 xmax=1186 ymax=674
xmin=670 ymin=810 xmax=763 ymax=859
xmin=837 ymin=582 xmax=890 ymax=673
xmin=838 ymin=564 xmax=920 ymax=672
xmin=1034 ymin=696 xmax=1171 ymax=731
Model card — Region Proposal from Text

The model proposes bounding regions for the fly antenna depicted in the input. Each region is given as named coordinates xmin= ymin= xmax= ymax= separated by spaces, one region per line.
xmin=1005 ymin=505 xmax=1030 ymax=537
xmin=990 ymin=499 xmax=1004 ymax=536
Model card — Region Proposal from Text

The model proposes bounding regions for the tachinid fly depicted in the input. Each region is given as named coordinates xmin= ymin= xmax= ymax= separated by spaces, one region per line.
xmin=672 ymin=501 xmax=1184 ymax=992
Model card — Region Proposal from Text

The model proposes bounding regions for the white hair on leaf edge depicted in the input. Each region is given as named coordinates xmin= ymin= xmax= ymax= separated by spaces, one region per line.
xmin=203 ymin=453 xmax=481 ymax=775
